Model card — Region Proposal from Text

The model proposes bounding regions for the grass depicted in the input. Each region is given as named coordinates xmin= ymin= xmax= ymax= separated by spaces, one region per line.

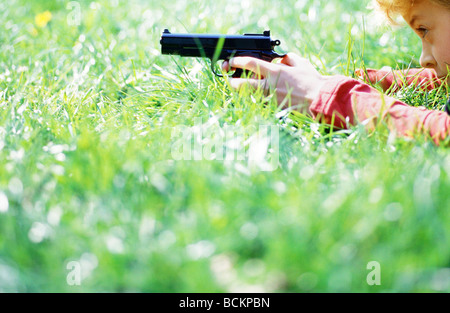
xmin=0 ymin=0 xmax=449 ymax=292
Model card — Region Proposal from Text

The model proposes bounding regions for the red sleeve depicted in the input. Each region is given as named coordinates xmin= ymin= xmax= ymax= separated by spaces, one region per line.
xmin=309 ymin=76 xmax=450 ymax=145
xmin=355 ymin=68 xmax=441 ymax=92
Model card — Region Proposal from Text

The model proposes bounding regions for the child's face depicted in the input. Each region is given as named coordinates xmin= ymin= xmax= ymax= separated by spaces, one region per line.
xmin=403 ymin=0 xmax=450 ymax=81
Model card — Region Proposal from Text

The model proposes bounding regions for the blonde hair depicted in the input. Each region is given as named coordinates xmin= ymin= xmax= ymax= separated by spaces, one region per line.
xmin=374 ymin=0 xmax=450 ymax=23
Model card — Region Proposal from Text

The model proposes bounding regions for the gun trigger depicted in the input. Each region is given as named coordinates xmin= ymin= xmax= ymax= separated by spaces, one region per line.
xmin=210 ymin=60 xmax=224 ymax=77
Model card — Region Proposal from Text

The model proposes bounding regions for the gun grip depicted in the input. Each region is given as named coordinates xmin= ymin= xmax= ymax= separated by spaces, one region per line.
xmin=232 ymin=68 xmax=244 ymax=78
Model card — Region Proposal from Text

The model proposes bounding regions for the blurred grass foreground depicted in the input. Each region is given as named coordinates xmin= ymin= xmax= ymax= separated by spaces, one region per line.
xmin=0 ymin=0 xmax=449 ymax=292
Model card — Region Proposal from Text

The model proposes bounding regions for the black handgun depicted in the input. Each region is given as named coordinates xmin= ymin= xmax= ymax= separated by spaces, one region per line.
xmin=160 ymin=29 xmax=286 ymax=78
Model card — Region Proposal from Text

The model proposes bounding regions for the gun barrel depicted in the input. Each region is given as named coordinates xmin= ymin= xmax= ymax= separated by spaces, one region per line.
xmin=160 ymin=29 xmax=281 ymax=60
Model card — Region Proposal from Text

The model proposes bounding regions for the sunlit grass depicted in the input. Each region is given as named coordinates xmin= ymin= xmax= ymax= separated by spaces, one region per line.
xmin=0 ymin=0 xmax=449 ymax=292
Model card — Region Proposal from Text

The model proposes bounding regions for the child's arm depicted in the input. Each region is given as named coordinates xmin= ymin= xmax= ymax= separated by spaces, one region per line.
xmin=355 ymin=68 xmax=441 ymax=92
xmin=225 ymin=54 xmax=449 ymax=145
xmin=310 ymin=75 xmax=450 ymax=145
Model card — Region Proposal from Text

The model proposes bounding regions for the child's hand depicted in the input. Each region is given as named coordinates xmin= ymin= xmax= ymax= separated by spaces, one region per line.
xmin=222 ymin=53 xmax=329 ymax=114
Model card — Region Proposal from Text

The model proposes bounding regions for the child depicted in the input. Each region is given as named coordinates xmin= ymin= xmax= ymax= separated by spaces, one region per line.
xmin=223 ymin=0 xmax=450 ymax=145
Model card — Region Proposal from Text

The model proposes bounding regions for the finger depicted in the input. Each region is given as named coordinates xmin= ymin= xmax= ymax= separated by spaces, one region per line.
xmin=229 ymin=57 xmax=274 ymax=77
xmin=222 ymin=60 xmax=232 ymax=72
xmin=280 ymin=53 xmax=307 ymax=67
xmin=228 ymin=78 xmax=266 ymax=92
